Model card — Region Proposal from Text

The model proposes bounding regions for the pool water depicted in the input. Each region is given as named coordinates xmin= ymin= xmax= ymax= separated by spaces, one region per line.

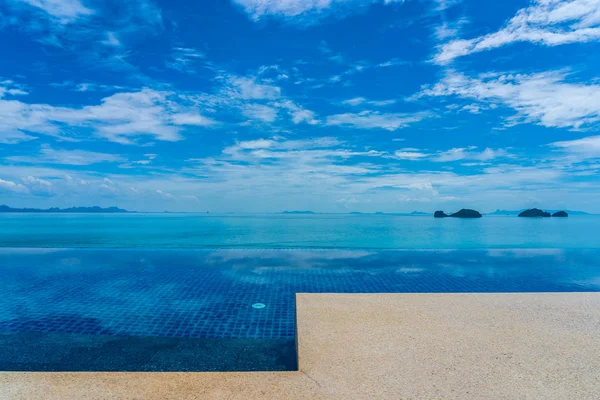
xmin=1 ymin=248 xmax=599 ymax=371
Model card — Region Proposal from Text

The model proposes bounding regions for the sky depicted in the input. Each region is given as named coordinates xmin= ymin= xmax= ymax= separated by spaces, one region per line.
xmin=0 ymin=0 xmax=599 ymax=213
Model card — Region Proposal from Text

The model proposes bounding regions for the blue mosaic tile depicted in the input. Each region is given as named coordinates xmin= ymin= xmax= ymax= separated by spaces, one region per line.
xmin=0 ymin=248 xmax=599 ymax=340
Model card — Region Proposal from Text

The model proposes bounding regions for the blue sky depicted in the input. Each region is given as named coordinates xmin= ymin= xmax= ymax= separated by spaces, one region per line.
xmin=0 ymin=0 xmax=599 ymax=213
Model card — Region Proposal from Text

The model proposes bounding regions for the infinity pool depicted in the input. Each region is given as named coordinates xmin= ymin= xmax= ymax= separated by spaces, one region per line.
xmin=1 ymin=248 xmax=599 ymax=371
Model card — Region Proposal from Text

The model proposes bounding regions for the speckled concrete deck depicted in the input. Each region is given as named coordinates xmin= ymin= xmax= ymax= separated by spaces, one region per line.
xmin=2 ymin=293 xmax=599 ymax=399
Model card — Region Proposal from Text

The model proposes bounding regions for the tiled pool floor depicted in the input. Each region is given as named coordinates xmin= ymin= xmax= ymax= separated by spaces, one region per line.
xmin=1 ymin=248 xmax=599 ymax=371
xmin=0 ymin=333 xmax=296 ymax=372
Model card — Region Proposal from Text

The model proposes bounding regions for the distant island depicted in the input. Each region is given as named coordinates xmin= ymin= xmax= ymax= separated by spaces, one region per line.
xmin=518 ymin=208 xmax=569 ymax=218
xmin=434 ymin=209 xmax=483 ymax=219
xmin=0 ymin=205 xmax=131 ymax=213
xmin=519 ymin=208 xmax=551 ymax=218
xmin=281 ymin=211 xmax=316 ymax=214
xmin=489 ymin=209 xmax=587 ymax=216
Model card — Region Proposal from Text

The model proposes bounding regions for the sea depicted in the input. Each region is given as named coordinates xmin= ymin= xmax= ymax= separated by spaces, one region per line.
xmin=1 ymin=213 xmax=599 ymax=248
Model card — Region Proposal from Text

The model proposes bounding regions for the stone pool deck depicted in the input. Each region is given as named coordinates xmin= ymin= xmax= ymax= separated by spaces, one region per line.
xmin=2 ymin=293 xmax=599 ymax=399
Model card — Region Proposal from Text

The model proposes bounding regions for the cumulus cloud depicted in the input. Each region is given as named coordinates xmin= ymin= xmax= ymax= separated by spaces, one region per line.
xmin=435 ymin=0 xmax=600 ymax=64
xmin=21 ymin=176 xmax=52 ymax=186
xmin=0 ymin=178 xmax=29 ymax=193
xmin=416 ymin=70 xmax=600 ymax=129
xmin=0 ymin=88 xmax=216 ymax=145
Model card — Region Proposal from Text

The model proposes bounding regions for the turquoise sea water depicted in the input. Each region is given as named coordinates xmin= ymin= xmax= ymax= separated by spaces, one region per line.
xmin=0 ymin=213 xmax=599 ymax=248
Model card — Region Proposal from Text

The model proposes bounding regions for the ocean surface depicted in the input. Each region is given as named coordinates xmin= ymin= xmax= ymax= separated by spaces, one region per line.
xmin=0 ymin=213 xmax=599 ymax=248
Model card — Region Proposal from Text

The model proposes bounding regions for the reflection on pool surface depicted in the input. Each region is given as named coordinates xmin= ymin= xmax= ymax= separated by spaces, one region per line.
xmin=1 ymin=248 xmax=599 ymax=371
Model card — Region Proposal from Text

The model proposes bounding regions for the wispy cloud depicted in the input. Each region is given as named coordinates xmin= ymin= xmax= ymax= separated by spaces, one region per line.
xmin=6 ymin=145 xmax=125 ymax=165
xmin=394 ymin=149 xmax=430 ymax=160
xmin=548 ymin=135 xmax=600 ymax=159
xmin=241 ymin=103 xmax=279 ymax=123
xmin=392 ymin=146 xmax=511 ymax=162
xmin=166 ymin=47 xmax=206 ymax=73
xmin=416 ymin=70 xmax=600 ymax=129
xmin=432 ymin=147 xmax=510 ymax=162
xmin=342 ymin=97 xmax=397 ymax=107
xmin=326 ymin=110 xmax=430 ymax=130
xmin=230 ymin=0 xmax=405 ymax=23
xmin=190 ymin=72 xmax=319 ymax=126
xmin=434 ymin=0 xmax=600 ymax=64
xmin=15 ymin=0 xmax=94 ymax=24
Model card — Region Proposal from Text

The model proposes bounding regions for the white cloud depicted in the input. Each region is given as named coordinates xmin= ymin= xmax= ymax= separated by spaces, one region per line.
xmin=0 ymin=178 xmax=29 ymax=193
xmin=7 ymin=145 xmax=125 ymax=165
xmin=276 ymin=100 xmax=319 ymax=124
xmin=376 ymin=58 xmax=408 ymax=68
xmin=432 ymin=147 xmax=510 ymax=162
xmin=0 ymin=88 xmax=216 ymax=145
xmin=0 ymin=130 xmax=37 ymax=144
xmin=156 ymin=189 xmax=176 ymax=199
xmin=342 ymin=97 xmax=366 ymax=106
xmin=101 ymin=31 xmax=121 ymax=47
xmin=417 ymin=70 xmax=600 ymax=129
xmin=435 ymin=0 xmax=600 ymax=64
xmin=432 ymin=0 xmax=463 ymax=11
xmin=326 ymin=110 xmax=430 ymax=130
xmin=192 ymin=73 xmax=319 ymax=126
xmin=548 ymin=135 xmax=600 ymax=159
xmin=394 ymin=149 xmax=430 ymax=160
xmin=230 ymin=0 xmax=405 ymax=22
xmin=171 ymin=113 xmax=216 ymax=126
xmin=16 ymin=0 xmax=94 ymax=24
xmin=21 ymin=175 xmax=52 ymax=186
xmin=342 ymin=97 xmax=396 ymax=107
xmin=166 ymin=47 xmax=205 ymax=73
xmin=241 ymin=104 xmax=279 ymax=122
xmin=2 ymin=136 xmax=599 ymax=212
xmin=226 ymin=76 xmax=281 ymax=100
xmin=391 ymin=146 xmax=510 ymax=162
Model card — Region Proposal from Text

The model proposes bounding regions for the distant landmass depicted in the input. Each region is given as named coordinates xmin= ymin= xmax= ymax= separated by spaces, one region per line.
xmin=0 ymin=205 xmax=132 ymax=213
xmin=434 ymin=209 xmax=483 ymax=219
xmin=488 ymin=209 xmax=590 ymax=216
xmin=518 ymin=208 xmax=551 ymax=218
xmin=281 ymin=211 xmax=316 ymax=214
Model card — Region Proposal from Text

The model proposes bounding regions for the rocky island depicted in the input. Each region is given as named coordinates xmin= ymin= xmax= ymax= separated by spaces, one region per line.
xmin=434 ymin=209 xmax=482 ymax=219
xmin=518 ymin=209 xmax=551 ymax=217
xmin=552 ymin=211 xmax=568 ymax=217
